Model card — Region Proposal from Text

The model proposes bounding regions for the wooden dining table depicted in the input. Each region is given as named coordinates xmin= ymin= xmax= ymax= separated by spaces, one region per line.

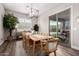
xmin=29 ymin=34 xmax=53 ymax=56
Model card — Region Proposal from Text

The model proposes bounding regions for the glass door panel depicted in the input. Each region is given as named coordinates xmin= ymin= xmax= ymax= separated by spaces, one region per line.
xmin=49 ymin=14 xmax=57 ymax=37
xmin=49 ymin=9 xmax=70 ymax=47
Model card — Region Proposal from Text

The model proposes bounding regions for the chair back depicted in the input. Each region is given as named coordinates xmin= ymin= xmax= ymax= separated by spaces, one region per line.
xmin=47 ymin=38 xmax=59 ymax=51
xmin=39 ymin=32 xmax=49 ymax=36
xmin=22 ymin=32 xmax=26 ymax=39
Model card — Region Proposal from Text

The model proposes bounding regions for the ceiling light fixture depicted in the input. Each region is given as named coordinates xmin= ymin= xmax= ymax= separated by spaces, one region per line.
xmin=26 ymin=4 xmax=39 ymax=18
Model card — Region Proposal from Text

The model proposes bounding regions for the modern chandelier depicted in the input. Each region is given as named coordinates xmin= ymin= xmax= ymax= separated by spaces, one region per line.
xmin=26 ymin=4 xmax=39 ymax=18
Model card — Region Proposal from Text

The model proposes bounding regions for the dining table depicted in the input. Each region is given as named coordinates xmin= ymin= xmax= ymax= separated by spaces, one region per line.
xmin=29 ymin=34 xmax=53 ymax=56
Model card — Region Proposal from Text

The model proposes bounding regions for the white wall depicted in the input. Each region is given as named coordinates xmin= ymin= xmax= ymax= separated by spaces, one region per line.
xmin=0 ymin=4 xmax=5 ymax=45
xmin=38 ymin=3 xmax=79 ymax=50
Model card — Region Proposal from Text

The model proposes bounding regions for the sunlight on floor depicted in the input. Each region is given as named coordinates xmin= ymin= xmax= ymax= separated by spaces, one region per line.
xmin=15 ymin=40 xmax=27 ymax=56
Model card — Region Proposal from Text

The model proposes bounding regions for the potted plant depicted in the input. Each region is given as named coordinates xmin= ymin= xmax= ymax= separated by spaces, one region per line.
xmin=33 ymin=24 xmax=39 ymax=33
xmin=3 ymin=14 xmax=18 ymax=40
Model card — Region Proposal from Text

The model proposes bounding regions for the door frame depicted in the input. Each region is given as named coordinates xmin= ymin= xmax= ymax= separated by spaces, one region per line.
xmin=49 ymin=6 xmax=73 ymax=47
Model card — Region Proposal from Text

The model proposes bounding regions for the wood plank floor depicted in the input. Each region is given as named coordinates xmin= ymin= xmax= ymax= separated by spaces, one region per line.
xmin=0 ymin=40 xmax=79 ymax=56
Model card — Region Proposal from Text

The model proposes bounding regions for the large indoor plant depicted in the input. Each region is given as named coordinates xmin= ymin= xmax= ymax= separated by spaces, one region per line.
xmin=33 ymin=24 xmax=39 ymax=33
xmin=3 ymin=14 xmax=18 ymax=37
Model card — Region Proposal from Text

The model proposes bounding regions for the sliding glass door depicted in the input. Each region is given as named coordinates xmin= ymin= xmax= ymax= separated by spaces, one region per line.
xmin=49 ymin=9 xmax=70 ymax=47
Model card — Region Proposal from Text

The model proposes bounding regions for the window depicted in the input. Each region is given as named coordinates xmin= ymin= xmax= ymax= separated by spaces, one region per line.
xmin=16 ymin=18 xmax=32 ymax=32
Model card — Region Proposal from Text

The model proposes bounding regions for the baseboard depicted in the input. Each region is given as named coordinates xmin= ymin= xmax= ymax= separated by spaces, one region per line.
xmin=71 ymin=45 xmax=79 ymax=50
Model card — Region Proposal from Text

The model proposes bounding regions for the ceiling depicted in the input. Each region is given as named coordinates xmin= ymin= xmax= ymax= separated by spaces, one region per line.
xmin=2 ymin=3 xmax=59 ymax=15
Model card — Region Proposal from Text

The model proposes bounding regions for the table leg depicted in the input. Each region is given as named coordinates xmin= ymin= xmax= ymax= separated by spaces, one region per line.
xmin=33 ymin=41 xmax=35 ymax=56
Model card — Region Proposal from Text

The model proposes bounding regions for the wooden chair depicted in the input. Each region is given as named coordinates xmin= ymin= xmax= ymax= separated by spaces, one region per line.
xmin=22 ymin=32 xmax=26 ymax=49
xmin=42 ymin=38 xmax=59 ymax=56
xmin=25 ymin=34 xmax=30 ymax=48
xmin=40 ymin=39 xmax=47 ymax=52
xmin=39 ymin=32 xmax=49 ymax=36
xmin=25 ymin=33 xmax=33 ymax=51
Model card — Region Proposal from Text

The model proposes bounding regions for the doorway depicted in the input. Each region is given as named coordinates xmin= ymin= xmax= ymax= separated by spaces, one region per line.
xmin=49 ymin=8 xmax=71 ymax=47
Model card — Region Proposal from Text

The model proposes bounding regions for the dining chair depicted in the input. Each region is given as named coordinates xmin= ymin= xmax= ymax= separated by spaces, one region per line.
xmin=39 ymin=32 xmax=49 ymax=36
xmin=42 ymin=38 xmax=59 ymax=56
xmin=25 ymin=33 xmax=33 ymax=50
xmin=22 ymin=31 xmax=26 ymax=49
xmin=25 ymin=34 xmax=30 ymax=48
xmin=40 ymin=39 xmax=47 ymax=52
